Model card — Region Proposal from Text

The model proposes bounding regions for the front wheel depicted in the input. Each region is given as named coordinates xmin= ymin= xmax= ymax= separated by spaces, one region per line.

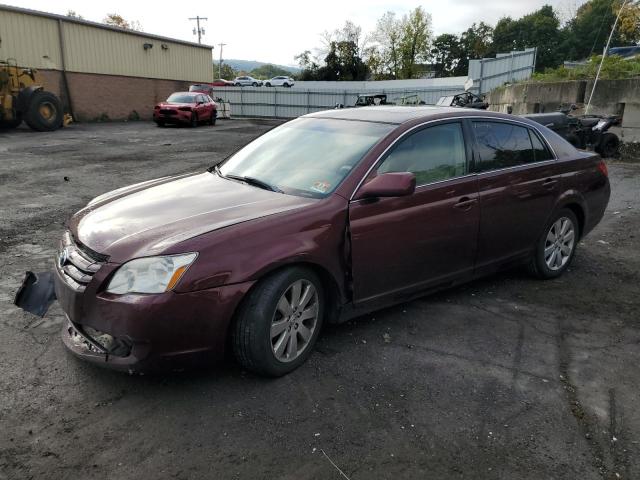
xmin=232 ymin=267 xmax=324 ymax=376
xmin=528 ymin=208 xmax=579 ymax=279
xmin=24 ymin=90 xmax=64 ymax=131
xmin=209 ymin=111 xmax=217 ymax=126
xmin=252 ymin=82 xmax=258 ymax=87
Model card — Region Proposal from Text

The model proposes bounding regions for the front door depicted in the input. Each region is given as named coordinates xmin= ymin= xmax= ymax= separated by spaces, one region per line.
xmin=349 ymin=121 xmax=480 ymax=303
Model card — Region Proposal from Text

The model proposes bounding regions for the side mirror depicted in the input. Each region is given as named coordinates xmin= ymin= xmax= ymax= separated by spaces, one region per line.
xmin=354 ymin=172 xmax=416 ymax=200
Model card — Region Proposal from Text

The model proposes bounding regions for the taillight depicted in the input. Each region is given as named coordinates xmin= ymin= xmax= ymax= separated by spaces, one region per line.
xmin=597 ymin=160 xmax=608 ymax=177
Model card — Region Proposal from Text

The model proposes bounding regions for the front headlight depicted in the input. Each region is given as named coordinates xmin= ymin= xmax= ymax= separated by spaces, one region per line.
xmin=106 ymin=253 xmax=197 ymax=294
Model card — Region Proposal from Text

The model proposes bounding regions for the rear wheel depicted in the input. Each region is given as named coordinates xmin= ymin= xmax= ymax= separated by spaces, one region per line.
xmin=528 ymin=208 xmax=579 ymax=279
xmin=283 ymin=83 xmax=290 ymax=88
xmin=24 ymin=90 xmax=64 ymax=132
xmin=597 ymin=132 xmax=619 ymax=158
xmin=156 ymin=120 xmax=165 ymax=127
xmin=232 ymin=267 xmax=324 ymax=376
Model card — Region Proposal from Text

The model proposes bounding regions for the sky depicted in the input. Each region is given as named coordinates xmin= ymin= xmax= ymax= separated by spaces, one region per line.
xmin=4 ymin=0 xmax=587 ymax=66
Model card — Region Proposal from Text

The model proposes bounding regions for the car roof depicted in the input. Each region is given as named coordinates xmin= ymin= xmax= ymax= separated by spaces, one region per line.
xmin=171 ymin=91 xmax=198 ymax=96
xmin=304 ymin=105 xmax=523 ymax=125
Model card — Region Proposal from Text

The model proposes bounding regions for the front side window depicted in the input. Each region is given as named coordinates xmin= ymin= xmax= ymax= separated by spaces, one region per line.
xmin=377 ymin=122 xmax=467 ymax=185
xmin=472 ymin=121 xmax=536 ymax=171
xmin=219 ymin=118 xmax=394 ymax=198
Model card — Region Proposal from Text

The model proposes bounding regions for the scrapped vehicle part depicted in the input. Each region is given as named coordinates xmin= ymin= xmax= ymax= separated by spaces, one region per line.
xmin=14 ymin=271 xmax=57 ymax=317
xmin=436 ymin=92 xmax=488 ymax=109
xmin=15 ymin=107 xmax=610 ymax=376
xmin=523 ymin=106 xmax=622 ymax=157
xmin=355 ymin=94 xmax=390 ymax=107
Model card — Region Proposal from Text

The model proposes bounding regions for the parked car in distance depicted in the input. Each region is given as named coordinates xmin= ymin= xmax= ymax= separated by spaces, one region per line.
xmin=264 ymin=76 xmax=295 ymax=87
xmin=210 ymin=79 xmax=235 ymax=87
xmin=233 ymin=76 xmax=263 ymax=87
xmin=436 ymin=92 xmax=489 ymax=109
xmin=153 ymin=92 xmax=217 ymax=127
xmin=24 ymin=106 xmax=610 ymax=377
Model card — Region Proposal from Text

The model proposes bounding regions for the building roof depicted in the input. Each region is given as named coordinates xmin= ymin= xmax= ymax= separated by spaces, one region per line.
xmin=0 ymin=3 xmax=213 ymax=50
xmin=306 ymin=105 xmax=513 ymax=125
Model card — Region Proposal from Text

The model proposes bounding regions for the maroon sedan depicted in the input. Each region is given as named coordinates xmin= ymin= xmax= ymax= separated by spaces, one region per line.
xmin=17 ymin=107 xmax=610 ymax=376
xmin=153 ymin=92 xmax=217 ymax=127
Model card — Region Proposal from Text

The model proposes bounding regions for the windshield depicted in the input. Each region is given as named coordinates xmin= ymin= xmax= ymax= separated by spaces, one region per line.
xmin=166 ymin=93 xmax=195 ymax=104
xmin=219 ymin=118 xmax=394 ymax=198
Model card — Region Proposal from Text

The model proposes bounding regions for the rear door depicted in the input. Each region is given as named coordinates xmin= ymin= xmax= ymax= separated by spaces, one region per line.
xmin=470 ymin=119 xmax=559 ymax=269
xmin=349 ymin=121 xmax=480 ymax=303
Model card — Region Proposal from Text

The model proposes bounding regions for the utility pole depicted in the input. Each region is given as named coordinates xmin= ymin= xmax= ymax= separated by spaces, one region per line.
xmin=189 ymin=16 xmax=208 ymax=44
xmin=217 ymin=42 xmax=227 ymax=79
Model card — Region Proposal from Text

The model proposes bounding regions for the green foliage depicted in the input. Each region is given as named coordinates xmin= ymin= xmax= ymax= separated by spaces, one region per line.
xmin=398 ymin=7 xmax=433 ymax=79
xmin=213 ymin=62 xmax=237 ymax=80
xmin=493 ymin=6 xmax=563 ymax=72
xmin=250 ymin=64 xmax=293 ymax=80
xmin=531 ymin=55 xmax=640 ymax=82
xmin=431 ymin=33 xmax=465 ymax=77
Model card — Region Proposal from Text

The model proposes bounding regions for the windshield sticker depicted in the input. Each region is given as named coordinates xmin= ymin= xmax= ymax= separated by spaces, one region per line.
xmin=310 ymin=181 xmax=331 ymax=194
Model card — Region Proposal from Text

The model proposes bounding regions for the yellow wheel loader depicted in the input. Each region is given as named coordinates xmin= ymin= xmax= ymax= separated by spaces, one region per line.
xmin=0 ymin=58 xmax=65 ymax=131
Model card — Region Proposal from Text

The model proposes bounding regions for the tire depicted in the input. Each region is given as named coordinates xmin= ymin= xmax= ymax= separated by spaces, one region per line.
xmin=190 ymin=113 xmax=198 ymax=128
xmin=232 ymin=267 xmax=324 ymax=377
xmin=209 ymin=111 xmax=217 ymax=126
xmin=24 ymin=90 xmax=64 ymax=132
xmin=235 ymin=83 xmax=241 ymax=87
xmin=156 ymin=120 xmax=165 ymax=128
xmin=596 ymin=132 xmax=619 ymax=158
xmin=283 ymin=83 xmax=289 ymax=88
xmin=528 ymin=208 xmax=579 ymax=279
xmin=0 ymin=113 xmax=22 ymax=129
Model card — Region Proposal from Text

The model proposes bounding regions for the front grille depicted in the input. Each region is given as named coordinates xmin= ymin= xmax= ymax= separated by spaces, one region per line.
xmin=159 ymin=108 xmax=177 ymax=115
xmin=57 ymin=232 xmax=104 ymax=292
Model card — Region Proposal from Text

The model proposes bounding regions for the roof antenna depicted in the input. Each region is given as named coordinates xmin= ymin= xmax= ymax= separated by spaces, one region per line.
xmin=585 ymin=0 xmax=630 ymax=115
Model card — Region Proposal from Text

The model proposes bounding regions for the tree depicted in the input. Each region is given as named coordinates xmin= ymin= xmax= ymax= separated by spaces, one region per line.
xmin=563 ymin=0 xmax=640 ymax=60
xmin=103 ymin=13 xmax=143 ymax=31
xmin=398 ymin=7 xmax=433 ymax=79
xmin=430 ymin=33 xmax=465 ymax=77
xmin=213 ymin=62 xmax=236 ymax=80
xmin=250 ymin=64 xmax=294 ymax=79
xmin=493 ymin=5 xmax=564 ymax=72
xmin=66 ymin=10 xmax=83 ymax=19
xmin=458 ymin=22 xmax=494 ymax=74
xmin=372 ymin=11 xmax=403 ymax=78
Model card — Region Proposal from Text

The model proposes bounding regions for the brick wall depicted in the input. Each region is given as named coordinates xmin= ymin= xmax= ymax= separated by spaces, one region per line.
xmin=38 ymin=69 xmax=198 ymax=121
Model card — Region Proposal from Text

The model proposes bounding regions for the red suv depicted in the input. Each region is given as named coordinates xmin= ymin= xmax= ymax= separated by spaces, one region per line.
xmin=153 ymin=92 xmax=217 ymax=127
xmin=16 ymin=107 xmax=610 ymax=376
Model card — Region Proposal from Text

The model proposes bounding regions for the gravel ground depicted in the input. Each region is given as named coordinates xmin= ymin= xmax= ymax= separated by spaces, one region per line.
xmin=1 ymin=120 xmax=639 ymax=480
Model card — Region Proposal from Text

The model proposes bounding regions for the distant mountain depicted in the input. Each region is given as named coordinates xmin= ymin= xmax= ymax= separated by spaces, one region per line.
xmin=222 ymin=59 xmax=300 ymax=74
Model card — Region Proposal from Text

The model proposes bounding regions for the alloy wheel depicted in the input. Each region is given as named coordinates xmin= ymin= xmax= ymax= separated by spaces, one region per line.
xmin=270 ymin=279 xmax=319 ymax=363
xmin=544 ymin=217 xmax=575 ymax=271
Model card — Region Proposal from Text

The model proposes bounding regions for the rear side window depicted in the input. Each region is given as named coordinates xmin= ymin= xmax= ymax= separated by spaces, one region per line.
xmin=529 ymin=130 xmax=554 ymax=161
xmin=377 ymin=122 xmax=467 ymax=185
xmin=472 ymin=121 xmax=535 ymax=171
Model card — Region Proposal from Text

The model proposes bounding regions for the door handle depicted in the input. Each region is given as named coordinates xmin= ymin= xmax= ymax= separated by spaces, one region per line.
xmin=542 ymin=178 xmax=558 ymax=189
xmin=453 ymin=196 xmax=477 ymax=210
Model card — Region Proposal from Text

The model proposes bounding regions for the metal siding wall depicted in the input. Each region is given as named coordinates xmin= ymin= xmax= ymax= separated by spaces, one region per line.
xmin=0 ymin=10 xmax=61 ymax=69
xmin=0 ymin=7 xmax=211 ymax=82
xmin=62 ymin=22 xmax=211 ymax=82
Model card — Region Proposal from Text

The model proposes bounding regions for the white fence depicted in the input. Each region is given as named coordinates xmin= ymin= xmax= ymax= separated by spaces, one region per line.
xmin=210 ymin=48 xmax=536 ymax=118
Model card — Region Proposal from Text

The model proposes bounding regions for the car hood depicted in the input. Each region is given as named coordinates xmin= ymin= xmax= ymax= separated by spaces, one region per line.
xmin=69 ymin=172 xmax=317 ymax=262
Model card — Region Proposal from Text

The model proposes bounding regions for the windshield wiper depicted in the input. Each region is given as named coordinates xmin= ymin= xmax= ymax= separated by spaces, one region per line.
xmin=218 ymin=169 xmax=283 ymax=193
